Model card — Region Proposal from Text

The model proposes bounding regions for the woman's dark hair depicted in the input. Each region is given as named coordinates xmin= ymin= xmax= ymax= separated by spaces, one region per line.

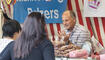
xmin=2 ymin=20 xmax=21 ymax=38
xmin=14 ymin=12 xmax=46 ymax=58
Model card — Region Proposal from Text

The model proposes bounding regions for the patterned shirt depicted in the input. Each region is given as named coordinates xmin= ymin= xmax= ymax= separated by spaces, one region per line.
xmin=65 ymin=24 xmax=91 ymax=48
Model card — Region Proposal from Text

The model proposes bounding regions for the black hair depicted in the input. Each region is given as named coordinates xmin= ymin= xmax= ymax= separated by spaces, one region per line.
xmin=3 ymin=12 xmax=11 ymax=20
xmin=2 ymin=20 xmax=21 ymax=38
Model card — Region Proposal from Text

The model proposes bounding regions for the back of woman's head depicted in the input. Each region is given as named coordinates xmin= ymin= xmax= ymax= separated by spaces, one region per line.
xmin=14 ymin=12 xmax=46 ymax=58
xmin=23 ymin=12 xmax=46 ymax=41
xmin=2 ymin=20 xmax=21 ymax=38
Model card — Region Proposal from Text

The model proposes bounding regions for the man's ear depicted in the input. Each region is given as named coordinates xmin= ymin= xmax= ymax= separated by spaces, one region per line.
xmin=13 ymin=32 xmax=19 ymax=40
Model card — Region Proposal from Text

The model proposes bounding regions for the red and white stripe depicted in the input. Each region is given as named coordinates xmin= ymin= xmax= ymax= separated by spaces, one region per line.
xmin=1 ymin=0 xmax=13 ymax=18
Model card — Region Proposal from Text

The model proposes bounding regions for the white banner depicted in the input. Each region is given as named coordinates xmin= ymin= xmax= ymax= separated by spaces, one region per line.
xmin=84 ymin=0 xmax=105 ymax=17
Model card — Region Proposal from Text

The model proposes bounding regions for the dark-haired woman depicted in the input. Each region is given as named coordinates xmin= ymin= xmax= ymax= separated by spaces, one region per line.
xmin=0 ymin=12 xmax=55 ymax=60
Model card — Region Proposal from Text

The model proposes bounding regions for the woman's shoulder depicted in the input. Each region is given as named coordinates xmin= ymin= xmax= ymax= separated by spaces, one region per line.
xmin=7 ymin=41 xmax=14 ymax=47
xmin=3 ymin=41 xmax=14 ymax=50
xmin=0 ymin=41 xmax=14 ymax=55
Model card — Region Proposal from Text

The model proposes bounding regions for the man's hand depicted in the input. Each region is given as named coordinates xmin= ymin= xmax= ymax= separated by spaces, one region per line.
xmin=58 ymin=30 xmax=66 ymax=40
xmin=58 ymin=30 xmax=70 ymax=42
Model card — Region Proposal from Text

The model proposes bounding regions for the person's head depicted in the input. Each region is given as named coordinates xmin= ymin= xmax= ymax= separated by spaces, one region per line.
xmin=2 ymin=20 xmax=21 ymax=40
xmin=14 ymin=12 xmax=46 ymax=58
xmin=22 ymin=12 xmax=46 ymax=44
xmin=62 ymin=10 xmax=76 ymax=31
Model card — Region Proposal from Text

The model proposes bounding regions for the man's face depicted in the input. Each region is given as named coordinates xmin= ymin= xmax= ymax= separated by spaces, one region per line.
xmin=62 ymin=11 xmax=75 ymax=30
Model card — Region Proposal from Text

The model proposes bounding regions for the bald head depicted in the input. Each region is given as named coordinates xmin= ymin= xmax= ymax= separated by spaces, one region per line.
xmin=62 ymin=10 xmax=76 ymax=19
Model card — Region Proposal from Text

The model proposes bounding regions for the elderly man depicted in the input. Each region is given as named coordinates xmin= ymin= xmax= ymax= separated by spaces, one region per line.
xmin=53 ymin=10 xmax=92 ymax=58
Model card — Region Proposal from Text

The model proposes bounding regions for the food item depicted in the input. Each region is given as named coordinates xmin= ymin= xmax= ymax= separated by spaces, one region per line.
xmin=53 ymin=40 xmax=81 ymax=57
